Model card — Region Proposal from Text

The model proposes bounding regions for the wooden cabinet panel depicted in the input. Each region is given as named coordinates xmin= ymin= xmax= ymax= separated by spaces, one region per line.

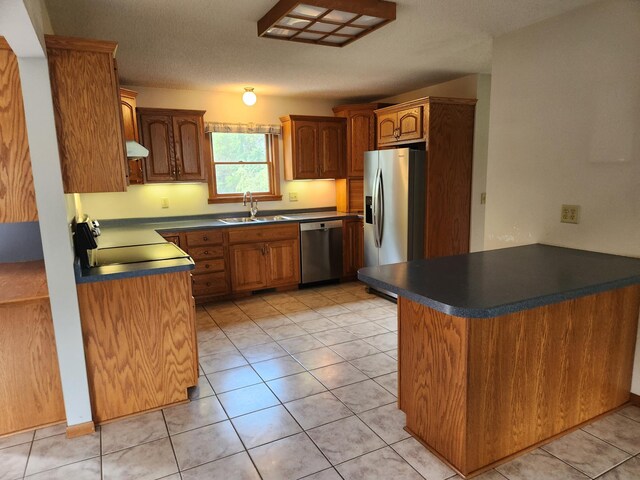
xmin=0 ymin=40 xmax=38 ymax=223
xmin=227 ymin=224 xmax=298 ymax=245
xmin=377 ymin=111 xmax=398 ymax=145
xmin=193 ymin=258 xmax=225 ymax=276
xmin=138 ymin=108 xmax=208 ymax=183
xmin=45 ymin=35 xmax=127 ymax=193
xmin=77 ymin=271 xmax=197 ymax=423
xmin=0 ymin=298 xmax=65 ymax=435
xmin=281 ymin=115 xmax=346 ymax=180
xmin=189 ymin=245 xmax=224 ymax=260
xmin=185 ymin=229 xmax=223 ymax=247
xmin=120 ymin=88 xmax=143 ymax=185
xmin=139 ymin=114 xmax=174 ymax=182
xmin=348 ymin=179 xmax=364 ymax=213
xmin=266 ymin=239 xmax=300 ymax=287
xmin=397 ymin=107 xmax=423 ymax=142
xmin=347 ymin=112 xmax=374 ymax=176
xmin=293 ymin=121 xmax=318 ymax=179
xmin=173 ymin=115 xmax=206 ymax=181
xmin=343 ymin=219 xmax=364 ymax=277
xmin=192 ymin=272 xmax=228 ymax=296
xmin=318 ymin=121 xmax=345 ymax=178
xmin=229 ymin=243 xmax=268 ymax=292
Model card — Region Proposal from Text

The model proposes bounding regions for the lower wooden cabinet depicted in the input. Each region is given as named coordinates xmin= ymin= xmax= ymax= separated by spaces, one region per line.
xmin=77 ymin=271 xmax=197 ymax=423
xmin=228 ymin=224 xmax=300 ymax=293
xmin=343 ymin=218 xmax=364 ymax=277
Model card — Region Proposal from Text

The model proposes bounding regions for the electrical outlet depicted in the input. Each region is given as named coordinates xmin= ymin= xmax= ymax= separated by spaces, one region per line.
xmin=161 ymin=197 xmax=169 ymax=209
xmin=480 ymin=192 xmax=486 ymax=205
xmin=289 ymin=192 xmax=298 ymax=202
xmin=561 ymin=204 xmax=580 ymax=224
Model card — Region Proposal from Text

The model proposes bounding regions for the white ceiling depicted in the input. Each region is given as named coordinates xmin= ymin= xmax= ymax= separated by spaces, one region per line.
xmin=44 ymin=0 xmax=598 ymax=101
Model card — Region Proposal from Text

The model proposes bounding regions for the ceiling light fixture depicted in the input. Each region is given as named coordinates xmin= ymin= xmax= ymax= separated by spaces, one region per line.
xmin=257 ymin=0 xmax=396 ymax=48
xmin=242 ymin=87 xmax=257 ymax=106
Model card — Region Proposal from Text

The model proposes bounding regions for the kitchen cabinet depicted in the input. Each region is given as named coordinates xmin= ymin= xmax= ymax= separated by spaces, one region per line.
xmin=45 ymin=35 xmax=128 ymax=193
xmin=333 ymin=104 xmax=388 ymax=214
xmin=228 ymin=224 xmax=300 ymax=292
xmin=281 ymin=115 xmax=346 ymax=180
xmin=375 ymin=97 xmax=477 ymax=258
xmin=343 ymin=218 xmax=364 ymax=277
xmin=0 ymin=262 xmax=65 ymax=436
xmin=120 ymin=88 xmax=144 ymax=184
xmin=77 ymin=270 xmax=198 ymax=423
xmin=376 ymin=106 xmax=423 ymax=146
xmin=0 ymin=38 xmax=38 ymax=223
xmin=137 ymin=108 xmax=209 ymax=183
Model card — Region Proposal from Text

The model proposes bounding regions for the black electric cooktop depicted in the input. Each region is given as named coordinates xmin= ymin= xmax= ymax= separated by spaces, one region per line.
xmin=94 ymin=243 xmax=189 ymax=266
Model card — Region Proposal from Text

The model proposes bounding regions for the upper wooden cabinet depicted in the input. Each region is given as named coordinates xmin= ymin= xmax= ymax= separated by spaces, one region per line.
xmin=0 ymin=38 xmax=38 ymax=223
xmin=377 ymin=105 xmax=424 ymax=146
xmin=281 ymin=115 xmax=346 ymax=180
xmin=120 ymin=88 xmax=144 ymax=185
xmin=137 ymin=108 xmax=208 ymax=183
xmin=45 ymin=35 xmax=128 ymax=193
xmin=333 ymin=103 xmax=387 ymax=177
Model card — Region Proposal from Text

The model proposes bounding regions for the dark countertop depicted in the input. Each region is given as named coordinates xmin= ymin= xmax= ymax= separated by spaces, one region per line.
xmin=76 ymin=210 xmax=360 ymax=283
xmin=357 ymin=244 xmax=640 ymax=318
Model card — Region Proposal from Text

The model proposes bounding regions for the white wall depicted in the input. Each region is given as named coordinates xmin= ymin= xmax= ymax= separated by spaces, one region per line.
xmin=379 ymin=74 xmax=491 ymax=252
xmin=483 ymin=0 xmax=640 ymax=392
xmin=78 ymin=87 xmax=339 ymax=219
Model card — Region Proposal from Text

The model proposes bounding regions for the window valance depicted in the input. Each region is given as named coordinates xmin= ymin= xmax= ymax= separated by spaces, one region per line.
xmin=204 ymin=122 xmax=281 ymax=135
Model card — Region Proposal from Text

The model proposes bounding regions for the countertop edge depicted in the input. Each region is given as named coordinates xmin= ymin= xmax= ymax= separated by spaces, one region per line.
xmin=75 ymin=258 xmax=195 ymax=284
xmin=357 ymin=270 xmax=640 ymax=318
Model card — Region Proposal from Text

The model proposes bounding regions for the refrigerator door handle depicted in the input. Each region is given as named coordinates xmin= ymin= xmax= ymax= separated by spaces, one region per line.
xmin=372 ymin=168 xmax=380 ymax=247
xmin=376 ymin=168 xmax=384 ymax=246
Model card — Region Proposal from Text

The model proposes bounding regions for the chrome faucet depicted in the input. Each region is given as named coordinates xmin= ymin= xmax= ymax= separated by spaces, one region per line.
xmin=243 ymin=191 xmax=258 ymax=219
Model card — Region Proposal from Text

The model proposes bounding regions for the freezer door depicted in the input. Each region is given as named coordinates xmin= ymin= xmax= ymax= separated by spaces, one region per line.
xmin=363 ymin=151 xmax=379 ymax=267
xmin=378 ymin=149 xmax=411 ymax=265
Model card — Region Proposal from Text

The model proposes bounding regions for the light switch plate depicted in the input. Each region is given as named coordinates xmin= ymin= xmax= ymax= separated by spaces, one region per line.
xmin=561 ymin=204 xmax=580 ymax=224
xmin=161 ymin=197 xmax=169 ymax=209
xmin=289 ymin=192 xmax=298 ymax=202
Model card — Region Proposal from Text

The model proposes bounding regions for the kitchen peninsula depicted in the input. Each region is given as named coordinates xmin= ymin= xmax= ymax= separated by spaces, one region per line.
xmin=358 ymin=244 xmax=640 ymax=478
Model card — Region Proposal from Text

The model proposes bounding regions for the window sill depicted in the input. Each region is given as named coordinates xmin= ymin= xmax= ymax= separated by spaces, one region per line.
xmin=208 ymin=194 xmax=283 ymax=204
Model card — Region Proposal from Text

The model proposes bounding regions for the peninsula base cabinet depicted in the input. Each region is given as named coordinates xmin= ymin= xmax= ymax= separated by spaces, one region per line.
xmin=228 ymin=224 xmax=300 ymax=292
xmin=77 ymin=271 xmax=198 ymax=424
xmin=343 ymin=218 xmax=364 ymax=278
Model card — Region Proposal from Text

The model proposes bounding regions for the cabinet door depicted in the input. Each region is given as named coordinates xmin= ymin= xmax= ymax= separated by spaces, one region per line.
xmin=348 ymin=112 xmax=374 ymax=177
xmin=120 ymin=89 xmax=144 ymax=185
xmin=229 ymin=243 xmax=268 ymax=292
xmin=376 ymin=111 xmax=397 ymax=145
xmin=318 ymin=121 xmax=345 ymax=178
xmin=266 ymin=239 xmax=300 ymax=287
xmin=173 ymin=115 xmax=206 ymax=181
xmin=139 ymin=114 xmax=176 ymax=182
xmin=397 ymin=107 xmax=423 ymax=142
xmin=46 ymin=37 xmax=127 ymax=193
xmin=0 ymin=43 xmax=38 ymax=223
xmin=343 ymin=219 xmax=364 ymax=276
xmin=292 ymin=121 xmax=318 ymax=179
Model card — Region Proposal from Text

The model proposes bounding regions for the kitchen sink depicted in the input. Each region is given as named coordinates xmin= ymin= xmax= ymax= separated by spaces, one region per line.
xmin=219 ymin=215 xmax=294 ymax=224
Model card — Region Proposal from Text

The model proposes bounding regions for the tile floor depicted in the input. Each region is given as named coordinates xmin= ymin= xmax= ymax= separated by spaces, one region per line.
xmin=1 ymin=281 xmax=640 ymax=480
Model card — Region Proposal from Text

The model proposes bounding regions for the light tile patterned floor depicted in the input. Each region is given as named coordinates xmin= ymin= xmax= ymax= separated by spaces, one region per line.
xmin=1 ymin=282 xmax=640 ymax=479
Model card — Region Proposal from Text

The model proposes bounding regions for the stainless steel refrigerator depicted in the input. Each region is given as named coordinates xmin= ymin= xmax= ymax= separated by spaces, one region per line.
xmin=364 ymin=148 xmax=426 ymax=273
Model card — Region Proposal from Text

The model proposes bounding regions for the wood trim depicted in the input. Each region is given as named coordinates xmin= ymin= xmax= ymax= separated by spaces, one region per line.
xmin=332 ymin=103 xmax=392 ymax=114
xmin=208 ymin=194 xmax=283 ymax=204
xmin=137 ymin=107 xmax=206 ymax=117
xmin=280 ymin=115 xmax=346 ymax=124
xmin=375 ymin=96 xmax=477 ymax=115
xmin=0 ymin=261 xmax=48 ymax=305
xmin=0 ymin=37 xmax=11 ymax=50
xmin=119 ymin=87 xmax=138 ymax=98
xmin=44 ymin=35 xmax=117 ymax=54
xmin=65 ymin=421 xmax=96 ymax=438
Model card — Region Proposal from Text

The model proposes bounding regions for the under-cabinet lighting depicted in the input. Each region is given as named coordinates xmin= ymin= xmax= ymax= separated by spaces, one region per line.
xmin=257 ymin=0 xmax=396 ymax=48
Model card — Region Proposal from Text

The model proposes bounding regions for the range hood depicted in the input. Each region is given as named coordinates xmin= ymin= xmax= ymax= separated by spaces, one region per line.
xmin=126 ymin=141 xmax=149 ymax=159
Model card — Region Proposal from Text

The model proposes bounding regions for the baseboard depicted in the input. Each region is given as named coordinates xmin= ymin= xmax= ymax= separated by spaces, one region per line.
xmin=66 ymin=421 xmax=95 ymax=438
xmin=630 ymin=393 xmax=640 ymax=406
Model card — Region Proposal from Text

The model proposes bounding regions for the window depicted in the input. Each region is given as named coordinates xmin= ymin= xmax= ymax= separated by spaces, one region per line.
xmin=208 ymin=132 xmax=281 ymax=203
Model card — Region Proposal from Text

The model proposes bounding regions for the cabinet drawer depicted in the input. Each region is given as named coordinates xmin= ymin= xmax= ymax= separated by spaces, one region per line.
xmin=189 ymin=245 xmax=224 ymax=260
xmin=186 ymin=230 xmax=223 ymax=247
xmin=228 ymin=224 xmax=298 ymax=244
xmin=192 ymin=272 xmax=228 ymax=296
xmin=193 ymin=258 xmax=225 ymax=275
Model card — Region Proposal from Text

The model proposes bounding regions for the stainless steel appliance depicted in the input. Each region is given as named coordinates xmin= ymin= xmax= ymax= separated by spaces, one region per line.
xmin=364 ymin=148 xmax=426 ymax=271
xmin=300 ymin=220 xmax=343 ymax=284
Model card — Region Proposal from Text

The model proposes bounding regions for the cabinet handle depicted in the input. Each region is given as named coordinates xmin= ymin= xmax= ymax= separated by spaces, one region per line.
xmin=205 ymin=264 xmax=210 ymax=269
xmin=203 ymin=250 xmax=209 ymax=255
xmin=203 ymin=236 xmax=208 ymax=241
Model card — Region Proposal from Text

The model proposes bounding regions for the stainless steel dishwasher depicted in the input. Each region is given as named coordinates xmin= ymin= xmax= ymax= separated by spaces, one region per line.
xmin=299 ymin=220 xmax=343 ymax=284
